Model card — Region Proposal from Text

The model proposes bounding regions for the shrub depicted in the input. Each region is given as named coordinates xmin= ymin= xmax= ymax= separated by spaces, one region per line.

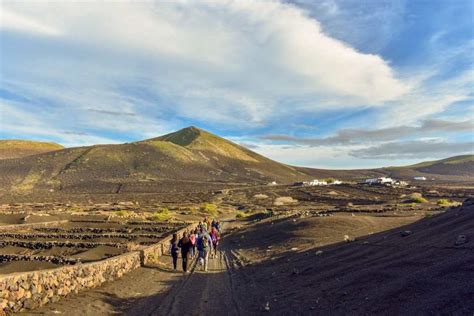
xmin=274 ymin=196 xmax=298 ymax=206
xmin=324 ymin=178 xmax=335 ymax=184
xmin=409 ymin=193 xmax=428 ymax=203
xmin=149 ymin=208 xmax=171 ymax=222
xmin=115 ymin=210 xmax=129 ymax=217
xmin=235 ymin=211 xmax=247 ymax=218
xmin=200 ymin=203 xmax=218 ymax=216
xmin=436 ymin=199 xmax=461 ymax=207
xmin=437 ymin=199 xmax=451 ymax=206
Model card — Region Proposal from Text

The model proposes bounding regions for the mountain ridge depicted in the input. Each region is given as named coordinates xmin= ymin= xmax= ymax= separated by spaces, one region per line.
xmin=0 ymin=127 xmax=472 ymax=196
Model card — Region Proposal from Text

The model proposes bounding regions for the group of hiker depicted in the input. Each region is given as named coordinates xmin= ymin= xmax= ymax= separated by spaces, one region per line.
xmin=169 ymin=218 xmax=221 ymax=273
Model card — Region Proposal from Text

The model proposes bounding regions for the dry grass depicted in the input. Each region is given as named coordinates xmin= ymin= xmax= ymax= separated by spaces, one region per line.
xmin=274 ymin=196 xmax=298 ymax=206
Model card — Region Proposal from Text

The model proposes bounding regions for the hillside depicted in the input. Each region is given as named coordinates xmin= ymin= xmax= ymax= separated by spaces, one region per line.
xmin=0 ymin=128 xmax=472 ymax=197
xmin=384 ymin=155 xmax=474 ymax=180
xmin=0 ymin=140 xmax=64 ymax=160
xmin=0 ymin=127 xmax=307 ymax=195
xmin=300 ymin=155 xmax=474 ymax=182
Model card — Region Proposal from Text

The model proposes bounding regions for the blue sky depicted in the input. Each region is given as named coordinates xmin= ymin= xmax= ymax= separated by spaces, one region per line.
xmin=0 ymin=0 xmax=472 ymax=168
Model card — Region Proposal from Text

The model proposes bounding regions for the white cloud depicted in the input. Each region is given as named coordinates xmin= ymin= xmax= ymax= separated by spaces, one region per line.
xmin=1 ymin=0 xmax=409 ymax=128
xmin=0 ymin=8 xmax=62 ymax=36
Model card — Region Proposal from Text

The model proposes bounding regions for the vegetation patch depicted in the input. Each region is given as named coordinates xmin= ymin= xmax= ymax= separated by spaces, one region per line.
xmin=324 ymin=178 xmax=336 ymax=184
xmin=149 ymin=208 xmax=171 ymax=222
xmin=274 ymin=196 xmax=298 ymax=206
xmin=408 ymin=193 xmax=428 ymax=204
xmin=114 ymin=210 xmax=133 ymax=217
xmin=436 ymin=199 xmax=461 ymax=207
xmin=235 ymin=211 xmax=247 ymax=218
xmin=200 ymin=203 xmax=218 ymax=217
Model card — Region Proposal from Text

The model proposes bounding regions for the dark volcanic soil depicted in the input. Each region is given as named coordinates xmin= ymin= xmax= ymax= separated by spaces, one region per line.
xmin=23 ymin=200 xmax=473 ymax=315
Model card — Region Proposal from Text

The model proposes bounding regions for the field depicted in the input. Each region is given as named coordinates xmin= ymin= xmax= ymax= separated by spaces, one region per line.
xmin=0 ymin=213 xmax=187 ymax=275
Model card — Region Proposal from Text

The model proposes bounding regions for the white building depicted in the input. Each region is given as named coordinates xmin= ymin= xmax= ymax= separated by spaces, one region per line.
xmin=365 ymin=177 xmax=395 ymax=185
xmin=414 ymin=176 xmax=427 ymax=181
xmin=302 ymin=179 xmax=328 ymax=186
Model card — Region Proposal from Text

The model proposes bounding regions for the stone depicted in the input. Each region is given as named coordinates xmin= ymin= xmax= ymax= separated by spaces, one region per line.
xmin=344 ymin=235 xmax=355 ymax=242
xmin=455 ymin=235 xmax=467 ymax=245
xmin=400 ymin=230 xmax=412 ymax=237
xmin=264 ymin=302 xmax=270 ymax=312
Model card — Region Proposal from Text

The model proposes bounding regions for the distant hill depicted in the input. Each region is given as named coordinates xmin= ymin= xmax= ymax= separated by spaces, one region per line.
xmin=0 ymin=127 xmax=307 ymax=194
xmin=0 ymin=140 xmax=64 ymax=160
xmin=384 ymin=155 xmax=474 ymax=179
xmin=0 ymin=129 xmax=471 ymax=196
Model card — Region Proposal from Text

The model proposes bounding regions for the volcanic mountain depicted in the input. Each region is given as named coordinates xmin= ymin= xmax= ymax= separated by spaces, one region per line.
xmin=0 ymin=127 xmax=472 ymax=196
xmin=0 ymin=140 xmax=63 ymax=160
xmin=0 ymin=127 xmax=307 ymax=195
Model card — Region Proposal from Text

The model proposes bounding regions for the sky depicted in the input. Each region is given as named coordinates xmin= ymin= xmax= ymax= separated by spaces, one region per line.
xmin=0 ymin=0 xmax=473 ymax=169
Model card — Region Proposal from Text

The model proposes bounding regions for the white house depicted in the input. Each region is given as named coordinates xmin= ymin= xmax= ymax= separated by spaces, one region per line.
xmin=414 ymin=176 xmax=427 ymax=181
xmin=365 ymin=177 xmax=395 ymax=185
xmin=301 ymin=179 xmax=328 ymax=186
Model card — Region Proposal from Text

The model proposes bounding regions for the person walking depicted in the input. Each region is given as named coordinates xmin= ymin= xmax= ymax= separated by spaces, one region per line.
xmin=189 ymin=230 xmax=197 ymax=258
xmin=178 ymin=232 xmax=191 ymax=273
xmin=169 ymin=233 xmax=179 ymax=271
xmin=210 ymin=227 xmax=220 ymax=258
xmin=197 ymin=233 xmax=211 ymax=272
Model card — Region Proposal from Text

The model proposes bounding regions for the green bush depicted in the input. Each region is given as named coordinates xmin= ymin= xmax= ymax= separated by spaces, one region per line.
xmin=324 ymin=178 xmax=335 ymax=184
xmin=437 ymin=199 xmax=450 ymax=205
xmin=200 ymin=203 xmax=218 ymax=216
xmin=436 ymin=199 xmax=461 ymax=206
xmin=115 ymin=210 xmax=129 ymax=217
xmin=235 ymin=211 xmax=247 ymax=218
xmin=149 ymin=208 xmax=171 ymax=222
xmin=409 ymin=193 xmax=428 ymax=203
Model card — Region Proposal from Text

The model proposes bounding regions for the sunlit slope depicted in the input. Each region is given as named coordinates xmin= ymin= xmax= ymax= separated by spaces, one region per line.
xmin=0 ymin=127 xmax=307 ymax=193
xmin=0 ymin=140 xmax=64 ymax=160
xmin=386 ymin=155 xmax=474 ymax=178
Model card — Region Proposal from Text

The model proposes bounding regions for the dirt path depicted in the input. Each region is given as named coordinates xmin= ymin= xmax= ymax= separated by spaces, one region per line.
xmin=24 ymin=220 xmax=242 ymax=316
xmin=147 ymin=247 xmax=241 ymax=315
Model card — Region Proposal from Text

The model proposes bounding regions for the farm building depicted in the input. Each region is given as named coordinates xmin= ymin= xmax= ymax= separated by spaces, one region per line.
xmin=414 ymin=176 xmax=427 ymax=181
xmin=365 ymin=177 xmax=395 ymax=185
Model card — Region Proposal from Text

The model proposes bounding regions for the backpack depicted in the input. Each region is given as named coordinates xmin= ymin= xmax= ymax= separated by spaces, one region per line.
xmin=202 ymin=236 xmax=209 ymax=250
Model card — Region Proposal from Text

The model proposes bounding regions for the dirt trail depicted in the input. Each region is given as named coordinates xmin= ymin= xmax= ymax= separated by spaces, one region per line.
xmin=148 ymin=248 xmax=240 ymax=315
xmin=24 ymin=220 xmax=241 ymax=316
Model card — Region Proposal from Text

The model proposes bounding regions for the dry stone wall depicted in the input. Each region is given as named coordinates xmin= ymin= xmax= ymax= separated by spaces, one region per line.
xmin=0 ymin=221 xmax=196 ymax=313
xmin=0 ymin=251 xmax=141 ymax=313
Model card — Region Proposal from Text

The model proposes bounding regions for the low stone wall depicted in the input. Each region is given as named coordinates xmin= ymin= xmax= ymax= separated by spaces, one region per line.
xmin=0 ymin=221 xmax=196 ymax=313
xmin=0 ymin=251 xmax=141 ymax=313
xmin=0 ymin=220 xmax=69 ymax=232
xmin=141 ymin=222 xmax=197 ymax=265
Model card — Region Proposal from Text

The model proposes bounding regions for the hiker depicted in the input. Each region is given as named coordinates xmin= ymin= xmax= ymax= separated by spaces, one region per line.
xmin=197 ymin=231 xmax=211 ymax=272
xmin=189 ymin=230 xmax=197 ymax=258
xmin=169 ymin=233 xmax=179 ymax=271
xmin=178 ymin=232 xmax=191 ymax=273
xmin=210 ymin=227 xmax=220 ymax=258
xmin=215 ymin=220 xmax=221 ymax=233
